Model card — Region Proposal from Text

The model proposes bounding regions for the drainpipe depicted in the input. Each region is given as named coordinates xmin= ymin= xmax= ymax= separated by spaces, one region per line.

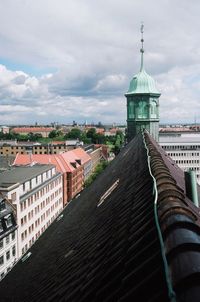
xmin=185 ymin=169 xmax=199 ymax=207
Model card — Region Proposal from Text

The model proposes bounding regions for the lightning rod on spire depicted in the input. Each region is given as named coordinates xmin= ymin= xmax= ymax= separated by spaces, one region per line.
xmin=140 ymin=22 xmax=144 ymax=71
xmin=140 ymin=22 xmax=144 ymax=53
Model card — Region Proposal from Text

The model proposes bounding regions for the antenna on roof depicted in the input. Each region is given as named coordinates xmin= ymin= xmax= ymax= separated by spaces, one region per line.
xmin=194 ymin=115 xmax=197 ymax=131
xmin=140 ymin=22 xmax=144 ymax=71
xmin=29 ymin=153 xmax=35 ymax=166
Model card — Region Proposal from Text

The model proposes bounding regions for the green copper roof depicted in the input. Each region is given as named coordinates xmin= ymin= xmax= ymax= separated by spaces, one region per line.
xmin=126 ymin=68 xmax=160 ymax=95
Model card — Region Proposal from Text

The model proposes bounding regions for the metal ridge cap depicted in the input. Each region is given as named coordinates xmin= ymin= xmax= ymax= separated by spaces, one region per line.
xmin=146 ymin=130 xmax=200 ymax=220
xmin=144 ymin=130 xmax=199 ymax=220
xmin=142 ymin=130 xmax=176 ymax=302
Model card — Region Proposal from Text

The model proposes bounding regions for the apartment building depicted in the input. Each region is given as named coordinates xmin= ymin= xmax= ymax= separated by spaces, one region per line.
xmin=13 ymin=149 xmax=87 ymax=204
xmin=0 ymin=195 xmax=17 ymax=280
xmin=87 ymin=144 xmax=110 ymax=169
xmin=60 ymin=150 xmax=84 ymax=199
xmin=159 ymin=133 xmax=200 ymax=184
xmin=11 ymin=127 xmax=54 ymax=138
xmin=0 ymin=141 xmax=72 ymax=156
xmin=72 ymin=148 xmax=92 ymax=180
xmin=0 ymin=164 xmax=63 ymax=257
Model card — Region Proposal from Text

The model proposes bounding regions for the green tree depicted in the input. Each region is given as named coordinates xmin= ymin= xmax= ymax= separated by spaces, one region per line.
xmin=84 ymin=160 xmax=109 ymax=187
xmin=80 ymin=132 xmax=91 ymax=144
xmin=86 ymin=128 xmax=97 ymax=143
xmin=27 ymin=132 xmax=43 ymax=141
xmin=49 ymin=130 xmax=63 ymax=139
xmin=65 ymin=128 xmax=82 ymax=140
xmin=96 ymin=133 xmax=106 ymax=144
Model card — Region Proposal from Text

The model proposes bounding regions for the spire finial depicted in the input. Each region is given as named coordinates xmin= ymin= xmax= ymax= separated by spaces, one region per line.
xmin=140 ymin=22 xmax=144 ymax=71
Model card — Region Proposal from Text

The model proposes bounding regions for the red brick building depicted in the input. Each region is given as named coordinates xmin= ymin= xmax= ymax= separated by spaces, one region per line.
xmin=11 ymin=127 xmax=54 ymax=138
xmin=13 ymin=149 xmax=86 ymax=205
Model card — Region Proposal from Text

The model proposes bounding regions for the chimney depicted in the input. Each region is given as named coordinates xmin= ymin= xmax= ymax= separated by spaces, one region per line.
xmin=185 ymin=169 xmax=199 ymax=207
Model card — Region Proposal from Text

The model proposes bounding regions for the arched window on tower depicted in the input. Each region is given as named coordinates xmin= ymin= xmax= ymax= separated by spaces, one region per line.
xmin=128 ymin=101 xmax=135 ymax=118
xmin=137 ymin=101 xmax=148 ymax=118
xmin=150 ymin=100 xmax=157 ymax=118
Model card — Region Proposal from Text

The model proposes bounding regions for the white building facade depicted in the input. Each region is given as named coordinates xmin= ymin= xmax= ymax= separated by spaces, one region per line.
xmin=159 ymin=134 xmax=200 ymax=184
xmin=0 ymin=164 xmax=63 ymax=258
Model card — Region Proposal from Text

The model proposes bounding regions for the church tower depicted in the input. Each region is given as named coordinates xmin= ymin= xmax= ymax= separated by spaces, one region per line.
xmin=125 ymin=24 xmax=161 ymax=142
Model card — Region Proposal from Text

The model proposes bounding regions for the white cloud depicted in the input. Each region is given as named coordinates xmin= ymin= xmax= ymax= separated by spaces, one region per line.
xmin=94 ymin=74 xmax=127 ymax=92
xmin=0 ymin=0 xmax=200 ymax=124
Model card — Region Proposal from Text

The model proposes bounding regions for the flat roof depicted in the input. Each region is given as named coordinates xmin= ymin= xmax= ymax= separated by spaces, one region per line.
xmin=159 ymin=134 xmax=200 ymax=144
xmin=0 ymin=164 xmax=55 ymax=187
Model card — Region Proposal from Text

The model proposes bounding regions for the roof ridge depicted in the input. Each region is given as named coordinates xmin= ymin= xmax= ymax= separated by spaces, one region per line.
xmin=144 ymin=131 xmax=200 ymax=300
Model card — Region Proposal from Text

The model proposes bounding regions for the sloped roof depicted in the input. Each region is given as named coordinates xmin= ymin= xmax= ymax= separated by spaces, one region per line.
xmin=14 ymin=154 xmax=74 ymax=173
xmin=60 ymin=150 xmax=81 ymax=167
xmin=1 ymin=133 xmax=200 ymax=301
xmin=72 ymin=147 xmax=91 ymax=165
xmin=12 ymin=127 xmax=54 ymax=133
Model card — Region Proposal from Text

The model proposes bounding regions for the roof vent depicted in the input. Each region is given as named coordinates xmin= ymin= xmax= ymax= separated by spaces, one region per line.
xmin=57 ymin=214 xmax=64 ymax=222
xmin=21 ymin=252 xmax=32 ymax=262
xmin=64 ymin=249 xmax=74 ymax=258
xmin=98 ymin=179 xmax=119 ymax=207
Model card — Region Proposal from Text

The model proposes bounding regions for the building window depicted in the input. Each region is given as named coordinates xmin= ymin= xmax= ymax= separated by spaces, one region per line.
xmin=11 ymin=232 xmax=15 ymax=241
xmin=6 ymin=235 xmax=10 ymax=244
xmin=0 ymin=240 xmax=3 ymax=249
xmin=28 ymin=198 xmax=31 ymax=206
xmin=6 ymin=250 xmax=10 ymax=261
xmin=12 ymin=245 xmax=16 ymax=257
xmin=7 ymin=267 xmax=11 ymax=273
xmin=0 ymin=255 xmax=4 ymax=266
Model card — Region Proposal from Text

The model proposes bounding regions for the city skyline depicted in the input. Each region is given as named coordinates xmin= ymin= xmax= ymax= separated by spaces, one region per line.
xmin=0 ymin=0 xmax=200 ymax=125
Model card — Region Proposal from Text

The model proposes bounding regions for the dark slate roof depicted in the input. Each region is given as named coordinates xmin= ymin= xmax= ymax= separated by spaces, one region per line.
xmin=0 ymin=133 xmax=200 ymax=301
xmin=0 ymin=164 xmax=55 ymax=187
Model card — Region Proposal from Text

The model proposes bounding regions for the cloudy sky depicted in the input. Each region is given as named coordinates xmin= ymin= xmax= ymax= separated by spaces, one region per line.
xmin=0 ymin=0 xmax=200 ymax=125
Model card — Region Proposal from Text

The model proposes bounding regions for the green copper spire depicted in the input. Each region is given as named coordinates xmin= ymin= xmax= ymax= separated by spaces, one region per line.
xmin=126 ymin=23 xmax=160 ymax=95
xmin=125 ymin=24 xmax=161 ymax=142
xmin=140 ymin=23 xmax=144 ymax=71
